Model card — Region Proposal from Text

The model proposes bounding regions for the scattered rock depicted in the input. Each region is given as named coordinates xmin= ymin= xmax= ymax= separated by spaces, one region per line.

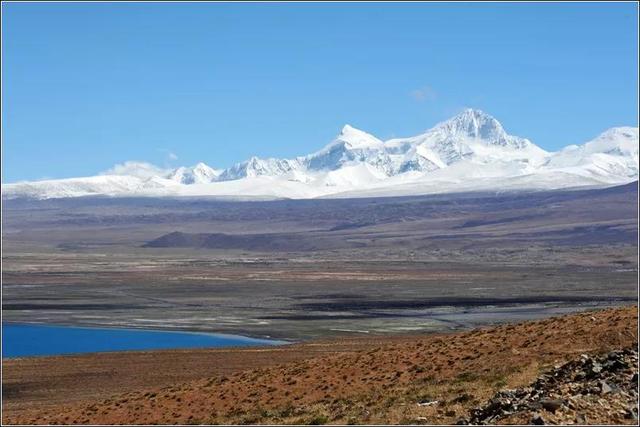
xmin=625 ymin=405 xmax=638 ymax=420
xmin=467 ymin=346 xmax=638 ymax=425
xmin=452 ymin=393 xmax=473 ymax=404
xmin=599 ymin=380 xmax=612 ymax=395
xmin=531 ymin=412 xmax=545 ymax=424
xmin=541 ymin=398 xmax=562 ymax=413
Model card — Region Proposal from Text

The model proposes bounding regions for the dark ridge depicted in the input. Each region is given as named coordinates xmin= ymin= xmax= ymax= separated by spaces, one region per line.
xmin=329 ymin=221 xmax=377 ymax=231
xmin=2 ymin=303 xmax=151 ymax=311
xmin=143 ymin=231 xmax=359 ymax=252
xmin=293 ymin=296 xmax=637 ymax=312
xmin=455 ymin=214 xmax=543 ymax=229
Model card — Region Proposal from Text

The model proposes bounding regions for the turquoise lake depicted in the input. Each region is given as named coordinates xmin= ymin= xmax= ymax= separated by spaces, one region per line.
xmin=1 ymin=323 xmax=286 ymax=358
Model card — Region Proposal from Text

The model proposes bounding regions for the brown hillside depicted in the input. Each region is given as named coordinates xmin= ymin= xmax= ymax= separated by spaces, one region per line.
xmin=3 ymin=305 xmax=638 ymax=425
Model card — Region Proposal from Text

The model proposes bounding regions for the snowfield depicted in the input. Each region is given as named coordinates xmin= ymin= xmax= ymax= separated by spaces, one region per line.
xmin=3 ymin=109 xmax=638 ymax=200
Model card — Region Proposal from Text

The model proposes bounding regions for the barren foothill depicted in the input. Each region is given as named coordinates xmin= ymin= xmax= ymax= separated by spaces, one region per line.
xmin=3 ymin=306 xmax=637 ymax=425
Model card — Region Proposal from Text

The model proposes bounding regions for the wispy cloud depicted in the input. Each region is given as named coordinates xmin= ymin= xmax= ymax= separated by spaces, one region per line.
xmin=410 ymin=86 xmax=437 ymax=102
xmin=158 ymin=148 xmax=179 ymax=163
xmin=101 ymin=161 xmax=169 ymax=179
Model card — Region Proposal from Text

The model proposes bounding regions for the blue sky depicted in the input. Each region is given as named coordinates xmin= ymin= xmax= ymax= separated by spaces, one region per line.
xmin=2 ymin=2 xmax=638 ymax=182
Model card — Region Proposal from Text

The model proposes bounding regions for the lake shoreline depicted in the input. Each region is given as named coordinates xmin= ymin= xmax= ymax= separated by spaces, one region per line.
xmin=1 ymin=322 xmax=287 ymax=359
xmin=3 ymin=298 xmax=634 ymax=356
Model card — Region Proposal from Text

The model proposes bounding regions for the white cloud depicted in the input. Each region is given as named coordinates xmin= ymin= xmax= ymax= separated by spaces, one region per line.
xmin=158 ymin=148 xmax=179 ymax=163
xmin=101 ymin=161 xmax=169 ymax=179
xmin=410 ymin=86 xmax=437 ymax=102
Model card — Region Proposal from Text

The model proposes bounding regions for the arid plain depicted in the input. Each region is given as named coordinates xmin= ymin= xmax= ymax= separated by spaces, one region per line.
xmin=2 ymin=182 xmax=638 ymax=424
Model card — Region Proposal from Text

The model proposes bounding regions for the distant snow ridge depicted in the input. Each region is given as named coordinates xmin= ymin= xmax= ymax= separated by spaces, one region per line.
xmin=546 ymin=127 xmax=639 ymax=180
xmin=218 ymin=157 xmax=302 ymax=180
xmin=3 ymin=109 xmax=638 ymax=200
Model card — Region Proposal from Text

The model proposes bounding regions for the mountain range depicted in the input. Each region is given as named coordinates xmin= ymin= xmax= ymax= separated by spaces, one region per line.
xmin=3 ymin=109 xmax=638 ymax=200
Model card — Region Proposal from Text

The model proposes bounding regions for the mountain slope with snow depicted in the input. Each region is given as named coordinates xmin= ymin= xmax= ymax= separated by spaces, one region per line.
xmin=3 ymin=109 xmax=638 ymax=200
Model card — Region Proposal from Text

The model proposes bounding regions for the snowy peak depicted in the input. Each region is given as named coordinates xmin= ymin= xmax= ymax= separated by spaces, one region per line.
xmin=431 ymin=108 xmax=532 ymax=149
xmin=218 ymin=156 xmax=301 ymax=180
xmin=312 ymin=124 xmax=384 ymax=155
xmin=582 ymin=127 xmax=639 ymax=157
xmin=336 ymin=124 xmax=385 ymax=150
xmin=546 ymin=127 xmax=639 ymax=180
xmin=305 ymin=125 xmax=385 ymax=171
xmin=438 ymin=109 xmax=507 ymax=140
xmin=384 ymin=109 xmax=547 ymax=168
xmin=167 ymin=162 xmax=220 ymax=184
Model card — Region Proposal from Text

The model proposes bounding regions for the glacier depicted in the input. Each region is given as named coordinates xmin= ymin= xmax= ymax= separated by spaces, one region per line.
xmin=3 ymin=109 xmax=638 ymax=200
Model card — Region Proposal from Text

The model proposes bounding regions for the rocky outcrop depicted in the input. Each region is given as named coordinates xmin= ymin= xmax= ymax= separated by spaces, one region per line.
xmin=463 ymin=346 xmax=639 ymax=425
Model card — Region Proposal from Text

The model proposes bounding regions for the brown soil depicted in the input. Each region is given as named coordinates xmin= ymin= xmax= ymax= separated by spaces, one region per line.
xmin=2 ymin=336 xmax=409 ymax=420
xmin=3 ymin=306 xmax=638 ymax=425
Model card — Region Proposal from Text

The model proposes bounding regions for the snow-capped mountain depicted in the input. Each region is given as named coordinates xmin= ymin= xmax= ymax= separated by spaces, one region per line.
xmin=386 ymin=109 xmax=549 ymax=166
xmin=3 ymin=109 xmax=638 ymax=200
xmin=218 ymin=157 xmax=303 ymax=181
xmin=545 ymin=127 xmax=639 ymax=180
xmin=167 ymin=162 xmax=220 ymax=184
xmin=304 ymin=125 xmax=387 ymax=172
